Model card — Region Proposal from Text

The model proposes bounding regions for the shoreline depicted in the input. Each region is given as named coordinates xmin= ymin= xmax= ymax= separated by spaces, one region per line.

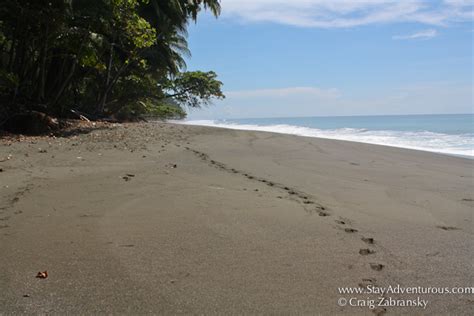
xmin=1 ymin=122 xmax=472 ymax=314
xmin=177 ymin=118 xmax=473 ymax=159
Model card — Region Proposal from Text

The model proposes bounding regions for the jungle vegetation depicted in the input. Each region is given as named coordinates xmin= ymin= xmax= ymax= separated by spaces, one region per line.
xmin=0 ymin=0 xmax=224 ymax=125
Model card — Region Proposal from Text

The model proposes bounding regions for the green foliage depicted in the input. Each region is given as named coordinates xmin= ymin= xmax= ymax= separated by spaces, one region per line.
xmin=0 ymin=0 xmax=223 ymax=122
xmin=116 ymin=100 xmax=186 ymax=120
xmin=164 ymin=71 xmax=225 ymax=108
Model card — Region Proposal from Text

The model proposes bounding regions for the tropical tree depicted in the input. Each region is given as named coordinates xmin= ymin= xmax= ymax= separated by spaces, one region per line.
xmin=0 ymin=0 xmax=224 ymax=125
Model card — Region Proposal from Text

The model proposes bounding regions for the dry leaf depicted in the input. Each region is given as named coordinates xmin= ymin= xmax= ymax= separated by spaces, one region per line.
xmin=36 ymin=271 xmax=48 ymax=279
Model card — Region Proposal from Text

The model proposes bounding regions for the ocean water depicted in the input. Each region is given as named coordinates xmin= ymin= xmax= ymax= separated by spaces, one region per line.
xmin=181 ymin=114 xmax=474 ymax=158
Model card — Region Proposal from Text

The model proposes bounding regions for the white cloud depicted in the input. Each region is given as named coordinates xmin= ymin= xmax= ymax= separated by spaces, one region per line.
xmin=226 ymin=86 xmax=340 ymax=99
xmin=187 ymin=82 xmax=473 ymax=119
xmin=220 ymin=0 xmax=474 ymax=28
xmin=392 ymin=28 xmax=438 ymax=40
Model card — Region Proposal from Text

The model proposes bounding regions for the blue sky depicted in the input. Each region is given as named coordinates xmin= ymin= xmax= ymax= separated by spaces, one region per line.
xmin=184 ymin=0 xmax=473 ymax=119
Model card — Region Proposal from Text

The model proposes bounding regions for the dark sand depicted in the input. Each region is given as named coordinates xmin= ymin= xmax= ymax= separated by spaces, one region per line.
xmin=0 ymin=122 xmax=472 ymax=314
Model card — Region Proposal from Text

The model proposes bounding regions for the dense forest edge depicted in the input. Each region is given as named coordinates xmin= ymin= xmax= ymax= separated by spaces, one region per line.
xmin=0 ymin=0 xmax=224 ymax=135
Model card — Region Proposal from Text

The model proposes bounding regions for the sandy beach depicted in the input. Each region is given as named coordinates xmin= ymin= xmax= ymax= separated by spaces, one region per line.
xmin=0 ymin=122 xmax=472 ymax=314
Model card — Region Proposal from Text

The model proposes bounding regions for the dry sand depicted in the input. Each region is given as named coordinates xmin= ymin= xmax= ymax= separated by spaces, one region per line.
xmin=0 ymin=122 xmax=472 ymax=315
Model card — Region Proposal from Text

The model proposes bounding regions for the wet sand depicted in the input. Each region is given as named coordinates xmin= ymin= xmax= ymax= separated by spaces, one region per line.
xmin=0 ymin=122 xmax=472 ymax=314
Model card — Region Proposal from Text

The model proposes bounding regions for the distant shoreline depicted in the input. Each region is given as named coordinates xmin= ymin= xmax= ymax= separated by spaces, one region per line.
xmin=175 ymin=114 xmax=474 ymax=160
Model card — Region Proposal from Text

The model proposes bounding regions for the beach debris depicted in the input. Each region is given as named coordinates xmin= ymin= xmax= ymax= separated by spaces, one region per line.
xmin=126 ymin=174 xmax=135 ymax=177
xmin=36 ymin=271 xmax=48 ymax=279
xmin=369 ymin=263 xmax=384 ymax=271
xmin=0 ymin=154 xmax=13 ymax=162
xmin=359 ymin=248 xmax=376 ymax=255
xmin=23 ymin=294 xmax=30 ymax=298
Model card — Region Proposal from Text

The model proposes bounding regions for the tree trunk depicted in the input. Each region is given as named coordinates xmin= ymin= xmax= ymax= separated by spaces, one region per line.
xmin=38 ymin=25 xmax=49 ymax=101
xmin=6 ymin=40 xmax=16 ymax=72
xmin=51 ymin=59 xmax=76 ymax=108
xmin=96 ymin=59 xmax=130 ymax=115
xmin=98 ymin=43 xmax=115 ymax=115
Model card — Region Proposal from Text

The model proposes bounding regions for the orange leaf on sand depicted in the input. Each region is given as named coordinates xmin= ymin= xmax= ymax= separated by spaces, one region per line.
xmin=36 ymin=271 xmax=48 ymax=279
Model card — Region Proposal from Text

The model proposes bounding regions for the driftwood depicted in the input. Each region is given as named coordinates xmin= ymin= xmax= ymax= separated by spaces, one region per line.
xmin=1 ymin=111 xmax=59 ymax=135
xmin=70 ymin=109 xmax=91 ymax=122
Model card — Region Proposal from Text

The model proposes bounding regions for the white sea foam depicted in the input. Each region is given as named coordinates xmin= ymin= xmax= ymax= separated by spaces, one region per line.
xmin=178 ymin=120 xmax=473 ymax=158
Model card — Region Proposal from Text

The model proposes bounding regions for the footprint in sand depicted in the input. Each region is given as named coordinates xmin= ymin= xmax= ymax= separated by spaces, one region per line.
xmin=372 ymin=307 xmax=387 ymax=315
xmin=370 ymin=263 xmax=384 ymax=271
xmin=437 ymin=226 xmax=460 ymax=231
xmin=359 ymin=277 xmax=377 ymax=288
xmin=344 ymin=228 xmax=358 ymax=233
xmin=335 ymin=220 xmax=345 ymax=225
xmin=359 ymin=248 xmax=376 ymax=255
xmin=362 ymin=237 xmax=375 ymax=244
